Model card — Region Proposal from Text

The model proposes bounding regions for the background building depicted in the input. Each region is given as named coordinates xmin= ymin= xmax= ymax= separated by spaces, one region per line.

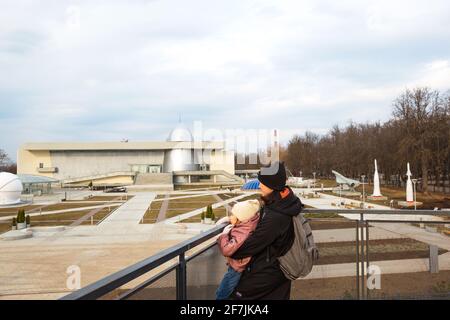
xmin=17 ymin=124 xmax=240 ymax=190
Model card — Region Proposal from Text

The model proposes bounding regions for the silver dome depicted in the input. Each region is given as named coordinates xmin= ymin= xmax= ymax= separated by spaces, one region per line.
xmin=164 ymin=122 xmax=200 ymax=182
xmin=167 ymin=122 xmax=193 ymax=142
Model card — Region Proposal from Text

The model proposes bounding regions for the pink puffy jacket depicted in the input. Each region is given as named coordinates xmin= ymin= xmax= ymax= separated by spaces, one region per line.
xmin=217 ymin=213 xmax=260 ymax=272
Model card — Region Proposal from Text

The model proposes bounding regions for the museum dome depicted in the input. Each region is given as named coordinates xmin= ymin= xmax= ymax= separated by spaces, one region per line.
xmin=0 ymin=172 xmax=23 ymax=205
xmin=167 ymin=122 xmax=193 ymax=142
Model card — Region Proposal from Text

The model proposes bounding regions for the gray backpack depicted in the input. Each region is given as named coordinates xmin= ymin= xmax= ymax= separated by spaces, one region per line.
xmin=278 ymin=213 xmax=319 ymax=280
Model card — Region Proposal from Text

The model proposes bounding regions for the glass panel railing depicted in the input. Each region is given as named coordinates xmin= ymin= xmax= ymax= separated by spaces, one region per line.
xmin=292 ymin=217 xmax=359 ymax=300
xmin=122 ymin=269 xmax=177 ymax=300
xmin=186 ymin=243 xmax=228 ymax=300
xmin=364 ymin=220 xmax=450 ymax=300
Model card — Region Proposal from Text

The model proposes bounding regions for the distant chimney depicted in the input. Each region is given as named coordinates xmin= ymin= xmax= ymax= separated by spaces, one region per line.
xmin=273 ymin=129 xmax=279 ymax=149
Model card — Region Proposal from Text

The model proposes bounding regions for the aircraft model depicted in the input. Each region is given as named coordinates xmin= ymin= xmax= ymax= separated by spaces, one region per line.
xmin=332 ymin=170 xmax=361 ymax=190
xmin=286 ymin=169 xmax=315 ymax=188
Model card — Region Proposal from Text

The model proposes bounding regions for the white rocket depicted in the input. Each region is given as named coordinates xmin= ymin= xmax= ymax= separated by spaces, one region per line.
xmin=406 ymin=162 xmax=414 ymax=202
xmin=372 ymin=159 xmax=383 ymax=197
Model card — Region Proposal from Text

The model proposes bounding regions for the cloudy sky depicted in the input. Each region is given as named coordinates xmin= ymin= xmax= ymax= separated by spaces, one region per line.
xmin=1 ymin=0 xmax=450 ymax=160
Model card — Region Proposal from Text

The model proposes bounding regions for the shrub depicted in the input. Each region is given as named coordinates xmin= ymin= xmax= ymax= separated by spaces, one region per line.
xmin=17 ymin=209 xmax=25 ymax=223
xmin=206 ymin=205 xmax=214 ymax=219
xmin=201 ymin=211 xmax=205 ymax=221
xmin=26 ymin=215 xmax=31 ymax=225
xmin=12 ymin=217 xmax=17 ymax=227
xmin=342 ymin=290 xmax=354 ymax=300
xmin=211 ymin=212 xmax=215 ymax=221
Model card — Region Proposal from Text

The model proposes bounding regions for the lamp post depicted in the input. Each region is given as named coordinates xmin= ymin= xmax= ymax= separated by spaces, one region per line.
xmin=412 ymin=179 xmax=418 ymax=210
xmin=361 ymin=175 xmax=366 ymax=209
xmin=313 ymin=172 xmax=316 ymax=188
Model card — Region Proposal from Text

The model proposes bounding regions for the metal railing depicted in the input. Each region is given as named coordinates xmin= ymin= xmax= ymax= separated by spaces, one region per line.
xmin=60 ymin=209 xmax=450 ymax=300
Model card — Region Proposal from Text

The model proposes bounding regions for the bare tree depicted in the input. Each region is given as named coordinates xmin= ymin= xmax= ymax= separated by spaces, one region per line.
xmin=283 ymin=87 xmax=449 ymax=194
xmin=393 ymin=87 xmax=440 ymax=193
xmin=0 ymin=149 xmax=10 ymax=168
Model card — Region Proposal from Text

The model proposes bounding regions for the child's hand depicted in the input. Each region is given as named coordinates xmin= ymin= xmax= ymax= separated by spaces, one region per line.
xmin=215 ymin=216 xmax=230 ymax=225
xmin=221 ymin=224 xmax=233 ymax=235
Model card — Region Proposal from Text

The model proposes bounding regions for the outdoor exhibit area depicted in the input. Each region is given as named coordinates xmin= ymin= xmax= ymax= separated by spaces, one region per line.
xmin=0 ymin=179 xmax=449 ymax=300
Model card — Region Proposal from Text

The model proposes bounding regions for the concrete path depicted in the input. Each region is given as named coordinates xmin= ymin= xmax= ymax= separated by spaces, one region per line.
xmin=313 ymin=227 xmax=404 ymax=243
xmin=303 ymin=252 xmax=450 ymax=280
xmin=152 ymin=192 xmax=229 ymax=202
xmin=300 ymin=192 xmax=443 ymax=222
xmin=156 ymin=194 xmax=170 ymax=223
xmin=98 ymin=193 xmax=156 ymax=229
xmin=370 ymin=222 xmax=450 ymax=251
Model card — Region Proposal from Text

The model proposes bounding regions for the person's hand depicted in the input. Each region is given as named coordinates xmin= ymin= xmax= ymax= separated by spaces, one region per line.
xmin=216 ymin=216 xmax=230 ymax=225
xmin=221 ymin=224 xmax=233 ymax=235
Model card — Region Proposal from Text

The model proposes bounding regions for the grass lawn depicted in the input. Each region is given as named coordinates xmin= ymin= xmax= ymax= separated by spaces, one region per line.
xmin=0 ymin=207 xmax=117 ymax=234
xmin=28 ymin=207 xmax=116 ymax=226
xmin=141 ymin=195 xmax=165 ymax=224
xmin=0 ymin=222 xmax=12 ymax=234
xmin=0 ymin=205 xmax=43 ymax=216
xmin=165 ymin=195 xmax=219 ymax=219
xmin=0 ymin=202 xmax=118 ymax=218
xmin=315 ymin=179 xmax=338 ymax=188
xmin=182 ymin=208 xmax=228 ymax=223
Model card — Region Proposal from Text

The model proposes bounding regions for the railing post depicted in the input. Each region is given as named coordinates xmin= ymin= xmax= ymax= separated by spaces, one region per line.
xmin=359 ymin=213 xmax=365 ymax=300
xmin=176 ymin=253 xmax=187 ymax=300
xmin=355 ymin=220 xmax=360 ymax=300
xmin=429 ymin=245 xmax=439 ymax=274
xmin=365 ymin=220 xmax=370 ymax=299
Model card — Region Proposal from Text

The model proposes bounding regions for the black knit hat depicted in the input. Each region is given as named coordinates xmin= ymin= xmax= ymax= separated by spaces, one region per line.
xmin=258 ymin=161 xmax=287 ymax=191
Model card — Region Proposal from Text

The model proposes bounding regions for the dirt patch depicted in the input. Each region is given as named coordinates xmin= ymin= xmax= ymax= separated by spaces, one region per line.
xmin=292 ymin=270 xmax=450 ymax=299
xmin=310 ymin=220 xmax=357 ymax=230
xmin=111 ymin=270 xmax=450 ymax=300
xmin=0 ymin=206 xmax=42 ymax=216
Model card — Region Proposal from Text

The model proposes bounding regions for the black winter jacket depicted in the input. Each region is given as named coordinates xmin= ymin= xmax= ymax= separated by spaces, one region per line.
xmin=230 ymin=188 xmax=302 ymax=300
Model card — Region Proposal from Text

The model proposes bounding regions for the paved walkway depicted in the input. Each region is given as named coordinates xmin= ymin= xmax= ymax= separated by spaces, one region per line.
xmin=299 ymin=191 xmax=443 ymax=222
xmin=370 ymin=222 xmax=450 ymax=251
xmin=313 ymin=227 xmax=403 ymax=243
xmin=152 ymin=192 xmax=229 ymax=202
xmin=156 ymin=194 xmax=170 ymax=223
xmin=98 ymin=193 xmax=156 ymax=230
xmin=303 ymin=252 xmax=450 ymax=280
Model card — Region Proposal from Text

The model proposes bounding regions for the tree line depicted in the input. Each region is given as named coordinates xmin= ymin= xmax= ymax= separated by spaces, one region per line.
xmin=0 ymin=149 xmax=17 ymax=174
xmin=283 ymin=87 xmax=450 ymax=192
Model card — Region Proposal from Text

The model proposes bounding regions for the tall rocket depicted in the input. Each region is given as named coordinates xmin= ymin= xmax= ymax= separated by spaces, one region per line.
xmin=406 ymin=162 xmax=414 ymax=202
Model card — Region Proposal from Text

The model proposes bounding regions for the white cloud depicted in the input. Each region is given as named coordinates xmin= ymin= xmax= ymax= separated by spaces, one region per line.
xmin=0 ymin=0 xmax=449 ymax=159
